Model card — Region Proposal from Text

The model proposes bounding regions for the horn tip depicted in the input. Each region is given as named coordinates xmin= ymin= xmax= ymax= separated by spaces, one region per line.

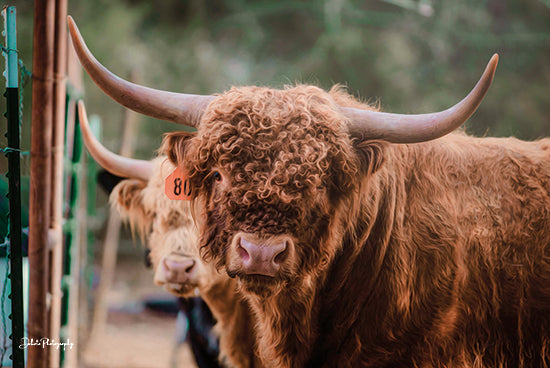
xmin=77 ymin=100 xmax=88 ymax=125
xmin=489 ymin=53 xmax=499 ymax=70
xmin=67 ymin=15 xmax=80 ymax=40
xmin=480 ymin=53 xmax=499 ymax=83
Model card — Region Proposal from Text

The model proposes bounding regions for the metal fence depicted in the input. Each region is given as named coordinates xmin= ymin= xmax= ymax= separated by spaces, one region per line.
xmin=1 ymin=5 xmax=98 ymax=367
xmin=2 ymin=7 xmax=27 ymax=367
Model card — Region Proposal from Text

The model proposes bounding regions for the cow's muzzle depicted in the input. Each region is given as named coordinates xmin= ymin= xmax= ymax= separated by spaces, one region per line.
xmin=154 ymin=253 xmax=198 ymax=287
xmin=231 ymin=233 xmax=295 ymax=277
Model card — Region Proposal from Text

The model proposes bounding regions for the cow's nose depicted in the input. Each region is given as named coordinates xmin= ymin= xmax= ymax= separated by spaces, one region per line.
xmin=237 ymin=237 xmax=288 ymax=277
xmin=155 ymin=256 xmax=196 ymax=285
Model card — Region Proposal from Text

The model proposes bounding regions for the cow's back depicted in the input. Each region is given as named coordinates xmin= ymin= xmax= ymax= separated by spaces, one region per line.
xmin=406 ymin=134 xmax=550 ymax=366
xmin=311 ymin=134 xmax=550 ymax=367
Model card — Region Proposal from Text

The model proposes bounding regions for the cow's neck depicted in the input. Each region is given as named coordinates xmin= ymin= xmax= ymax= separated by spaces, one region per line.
xmin=246 ymin=277 xmax=319 ymax=368
xmin=307 ymin=150 xmax=404 ymax=366
xmin=200 ymin=275 xmax=239 ymax=322
xmin=201 ymin=276 xmax=258 ymax=368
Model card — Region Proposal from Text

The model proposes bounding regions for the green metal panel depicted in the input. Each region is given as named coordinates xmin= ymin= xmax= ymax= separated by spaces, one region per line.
xmin=2 ymin=7 xmax=17 ymax=89
xmin=2 ymin=6 xmax=25 ymax=368
xmin=85 ymin=115 xmax=100 ymax=311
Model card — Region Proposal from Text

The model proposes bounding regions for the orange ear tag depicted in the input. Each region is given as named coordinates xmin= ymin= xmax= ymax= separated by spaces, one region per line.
xmin=165 ymin=167 xmax=192 ymax=200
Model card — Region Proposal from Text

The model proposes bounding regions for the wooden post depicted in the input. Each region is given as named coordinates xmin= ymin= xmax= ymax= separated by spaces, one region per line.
xmin=29 ymin=0 xmax=55 ymax=366
xmin=62 ymin=33 xmax=85 ymax=368
xmin=49 ymin=1 xmax=68 ymax=366
xmin=64 ymin=142 xmax=87 ymax=368
xmin=64 ymin=40 xmax=83 ymax=213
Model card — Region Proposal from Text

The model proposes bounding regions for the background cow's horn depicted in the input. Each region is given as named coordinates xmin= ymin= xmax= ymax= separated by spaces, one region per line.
xmin=77 ymin=101 xmax=153 ymax=181
xmin=68 ymin=16 xmax=214 ymax=128
xmin=342 ymin=54 xmax=499 ymax=143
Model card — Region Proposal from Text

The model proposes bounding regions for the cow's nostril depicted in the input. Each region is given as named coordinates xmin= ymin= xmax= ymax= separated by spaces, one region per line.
xmin=273 ymin=242 xmax=288 ymax=265
xmin=184 ymin=259 xmax=196 ymax=274
xmin=161 ymin=259 xmax=175 ymax=280
xmin=238 ymin=245 xmax=250 ymax=262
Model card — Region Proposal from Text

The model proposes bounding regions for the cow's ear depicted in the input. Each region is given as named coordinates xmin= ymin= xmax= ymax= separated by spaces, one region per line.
xmin=353 ymin=140 xmax=386 ymax=176
xmin=160 ymin=131 xmax=196 ymax=166
xmin=110 ymin=179 xmax=152 ymax=236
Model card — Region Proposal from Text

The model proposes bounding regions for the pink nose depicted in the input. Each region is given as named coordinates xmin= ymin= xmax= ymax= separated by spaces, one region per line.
xmin=160 ymin=257 xmax=196 ymax=284
xmin=237 ymin=237 xmax=287 ymax=277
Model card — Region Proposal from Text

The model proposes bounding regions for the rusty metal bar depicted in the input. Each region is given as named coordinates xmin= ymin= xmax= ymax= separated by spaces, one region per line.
xmin=49 ymin=0 xmax=68 ymax=366
xmin=28 ymin=0 xmax=56 ymax=366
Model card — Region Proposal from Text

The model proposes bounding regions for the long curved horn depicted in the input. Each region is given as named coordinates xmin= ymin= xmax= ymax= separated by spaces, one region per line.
xmin=342 ymin=54 xmax=499 ymax=143
xmin=68 ymin=16 xmax=214 ymax=127
xmin=77 ymin=100 xmax=153 ymax=181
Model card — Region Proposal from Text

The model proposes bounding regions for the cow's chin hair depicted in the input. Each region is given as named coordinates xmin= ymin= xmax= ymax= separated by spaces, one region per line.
xmin=227 ymin=270 xmax=290 ymax=296
xmin=164 ymin=283 xmax=198 ymax=298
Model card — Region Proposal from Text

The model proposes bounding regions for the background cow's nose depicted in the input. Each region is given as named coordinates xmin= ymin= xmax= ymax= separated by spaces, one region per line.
xmin=238 ymin=237 xmax=287 ymax=277
xmin=156 ymin=256 xmax=196 ymax=285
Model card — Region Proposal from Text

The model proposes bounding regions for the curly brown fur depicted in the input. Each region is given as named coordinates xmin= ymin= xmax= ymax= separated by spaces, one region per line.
xmin=163 ymin=84 xmax=550 ymax=368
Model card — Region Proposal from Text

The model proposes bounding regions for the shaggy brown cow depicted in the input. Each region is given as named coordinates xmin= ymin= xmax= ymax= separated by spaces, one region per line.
xmin=77 ymin=102 xmax=260 ymax=368
xmin=70 ymin=17 xmax=550 ymax=368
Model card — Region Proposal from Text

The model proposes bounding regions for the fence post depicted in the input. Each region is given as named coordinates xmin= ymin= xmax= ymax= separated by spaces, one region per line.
xmin=49 ymin=0 xmax=68 ymax=366
xmin=59 ymin=37 xmax=87 ymax=368
xmin=29 ymin=0 xmax=55 ymax=366
xmin=61 ymin=99 xmax=85 ymax=368
xmin=2 ymin=6 xmax=25 ymax=368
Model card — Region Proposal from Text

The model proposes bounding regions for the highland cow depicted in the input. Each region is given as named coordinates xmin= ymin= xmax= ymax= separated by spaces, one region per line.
xmin=70 ymin=16 xmax=550 ymax=368
xmin=78 ymin=102 xmax=260 ymax=368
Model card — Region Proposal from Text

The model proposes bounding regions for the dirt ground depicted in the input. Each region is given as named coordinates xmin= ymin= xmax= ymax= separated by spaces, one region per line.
xmin=81 ymin=250 xmax=198 ymax=368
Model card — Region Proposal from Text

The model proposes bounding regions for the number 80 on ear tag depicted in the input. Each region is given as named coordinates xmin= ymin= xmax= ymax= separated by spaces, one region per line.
xmin=165 ymin=167 xmax=192 ymax=200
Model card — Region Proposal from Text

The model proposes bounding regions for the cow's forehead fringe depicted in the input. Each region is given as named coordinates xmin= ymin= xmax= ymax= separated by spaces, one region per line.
xmin=193 ymin=85 xmax=376 ymax=167
xmin=202 ymin=84 xmax=376 ymax=134
xmin=183 ymin=85 xmax=372 ymax=194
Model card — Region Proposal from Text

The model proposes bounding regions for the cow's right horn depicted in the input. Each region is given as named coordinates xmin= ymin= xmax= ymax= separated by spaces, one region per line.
xmin=342 ymin=54 xmax=498 ymax=143
xmin=68 ymin=16 xmax=214 ymax=128
xmin=77 ymin=101 xmax=153 ymax=181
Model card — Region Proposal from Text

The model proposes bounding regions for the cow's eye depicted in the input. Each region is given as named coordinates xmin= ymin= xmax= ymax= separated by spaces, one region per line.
xmin=213 ymin=171 xmax=222 ymax=182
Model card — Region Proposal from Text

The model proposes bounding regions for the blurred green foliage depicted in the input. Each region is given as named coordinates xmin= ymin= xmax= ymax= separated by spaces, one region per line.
xmin=2 ymin=0 xmax=550 ymax=164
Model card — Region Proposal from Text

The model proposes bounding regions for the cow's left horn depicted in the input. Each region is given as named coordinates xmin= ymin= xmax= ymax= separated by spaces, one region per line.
xmin=77 ymin=101 xmax=153 ymax=181
xmin=342 ymin=54 xmax=498 ymax=143
xmin=68 ymin=16 xmax=214 ymax=127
